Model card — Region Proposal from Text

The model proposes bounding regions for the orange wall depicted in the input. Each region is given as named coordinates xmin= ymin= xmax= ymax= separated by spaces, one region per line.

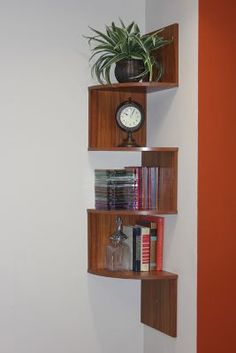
xmin=198 ymin=1 xmax=236 ymax=352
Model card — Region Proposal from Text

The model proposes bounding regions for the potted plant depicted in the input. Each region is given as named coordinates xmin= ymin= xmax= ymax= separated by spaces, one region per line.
xmin=84 ymin=19 xmax=171 ymax=84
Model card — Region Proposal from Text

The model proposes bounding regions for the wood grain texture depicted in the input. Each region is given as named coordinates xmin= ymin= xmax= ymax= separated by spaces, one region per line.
xmin=149 ymin=23 xmax=179 ymax=83
xmin=88 ymin=212 xmax=145 ymax=272
xmin=89 ymin=23 xmax=179 ymax=90
xmin=141 ymin=279 xmax=177 ymax=337
xmin=87 ymin=23 xmax=179 ymax=337
xmin=88 ymin=146 xmax=178 ymax=152
xmin=87 ymin=211 xmax=178 ymax=278
xmin=88 ymin=24 xmax=179 ymax=149
xmin=88 ymin=149 xmax=178 ymax=214
xmin=142 ymin=150 xmax=178 ymax=213
xmin=87 ymin=209 xmax=177 ymax=215
xmin=88 ymin=269 xmax=177 ymax=280
xmin=87 ymin=212 xmax=178 ymax=337
xmin=89 ymin=82 xmax=178 ymax=92
xmin=89 ymin=89 xmax=146 ymax=148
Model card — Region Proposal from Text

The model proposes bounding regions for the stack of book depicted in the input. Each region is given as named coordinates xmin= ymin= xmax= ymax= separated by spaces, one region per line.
xmin=123 ymin=216 xmax=164 ymax=272
xmin=95 ymin=169 xmax=137 ymax=209
xmin=94 ymin=167 xmax=159 ymax=210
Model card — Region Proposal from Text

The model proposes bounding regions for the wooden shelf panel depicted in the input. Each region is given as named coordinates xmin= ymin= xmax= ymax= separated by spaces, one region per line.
xmin=89 ymin=82 xmax=178 ymax=93
xmin=89 ymin=148 xmax=178 ymax=214
xmin=88 ymin=269 xmax=177 ymax=280
xmin=87 ymin=23 xmax=179 ymax=337
xmin=87 ymin=186 xmax=178 ymax=337
xmin=88 ymin=23 xmax=178 ymax=149
xmin=89 ymin=88 xmax=147 ymax=148
xmin=89 ymin=23 xmax=179 ymax=92
xmin=141 ymin=278 xmax=177 ymax=337
xmin=87 ymin=213 xmax=177 ymax=273
xmin=88 ymin=146 xmax=178 ymax=152
xmin=87 ymin=209 xmax=177 ymax=216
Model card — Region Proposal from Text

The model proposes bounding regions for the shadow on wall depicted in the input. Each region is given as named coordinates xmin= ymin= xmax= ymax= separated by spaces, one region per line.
xmin=87 ymin=274 xmax=142 ymax=353
xmin=147 ymin=89 xmax=178 ymax=145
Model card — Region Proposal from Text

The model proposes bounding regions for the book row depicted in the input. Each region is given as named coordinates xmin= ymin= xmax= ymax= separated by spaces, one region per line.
xmin=95 ymin=167 xmax=159 ymax=210
xmin=123 ymin=216 xmax=164 ymax=272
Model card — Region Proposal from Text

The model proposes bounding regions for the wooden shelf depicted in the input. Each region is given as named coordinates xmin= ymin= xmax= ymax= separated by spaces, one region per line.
xmin=88 ymin=269 xmax=177 ymax=280
xmin=88 ymin=23 xmax=179 ymax=94
xmin=88 ymin=146 xmax=178 ymax=152
xmin=89 ymin=81 xmax=178 ymax=93
xmin=88 ymin=23 xmax=178 ymax=150
xmin=87 ymin=211 xmax=177 ymax=336
xmin=88 ymin=269 xmax=177 ymax=337
xmin=89 ymin=148 xmax=178 ymax=214
xmin=88 ymin=209 xmax=177 ymax=215
xmin=87 ymin=23 xmax=179 ymax=337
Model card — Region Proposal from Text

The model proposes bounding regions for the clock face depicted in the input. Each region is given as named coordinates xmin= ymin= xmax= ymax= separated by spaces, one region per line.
xmin=116 ymin=101 xmax=144 ymax=132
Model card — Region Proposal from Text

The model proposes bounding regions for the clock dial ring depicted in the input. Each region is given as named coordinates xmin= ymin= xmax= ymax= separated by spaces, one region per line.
xmin=115 ymin=100 xmax=144 ymax=132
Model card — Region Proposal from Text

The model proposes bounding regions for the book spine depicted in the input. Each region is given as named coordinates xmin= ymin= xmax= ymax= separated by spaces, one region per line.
xmin=133 ymin=226 xmax=141 ymax=271
xmin=139 ymin=216 xmax=164 ymax=271
xmin=150 ymin=167 xmax=157 ymax=209
xmin=137 ymin=167 xmax=142 ymax=210
xmin=150 ymin=233 xmax=157 ymax=270
xmin=140 ymin=227 xmax=150 ymax=271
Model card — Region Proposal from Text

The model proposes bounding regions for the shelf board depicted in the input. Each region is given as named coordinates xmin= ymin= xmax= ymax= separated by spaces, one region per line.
xmin=89 ymin=81 xmax=178 ymax=93
xmin=87 ymin=209 xmax=177 ymax=215
xmin=88 ymin=269 xmax=178 ymax=280
xmin=88 ymin=146 xmax=178 ymax=152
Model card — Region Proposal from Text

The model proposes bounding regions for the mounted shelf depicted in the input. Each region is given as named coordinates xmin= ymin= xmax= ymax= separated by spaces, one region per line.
xmin=88 ymin=147 xmax=178 ymax=152
xmin=89 ymin=148 xmax=178 ymax=214
xmin=88 ymin=267 xmax=177 ymax=280
xmin=87 ymin=23 xmax=179 ymax=337
xmin=89 ymin=81 xmax=178 ymax=92
xmin=87 ymin=211 xmax=177 ymax=337
xmin=88 ymin=23 xmax=178 ymax=149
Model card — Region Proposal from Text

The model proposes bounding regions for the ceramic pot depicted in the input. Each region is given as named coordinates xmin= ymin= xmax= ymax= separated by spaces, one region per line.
xmin=114 ymin=59 xmax=145 ymax=83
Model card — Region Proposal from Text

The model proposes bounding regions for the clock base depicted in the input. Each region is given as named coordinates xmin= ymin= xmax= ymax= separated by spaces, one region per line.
xmin=118 ymin=131 xmax=140 ymax=147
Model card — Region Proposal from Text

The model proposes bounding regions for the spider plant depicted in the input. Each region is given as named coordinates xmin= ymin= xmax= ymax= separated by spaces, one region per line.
xmin=84 ymin=19 xmax=171 ymax=84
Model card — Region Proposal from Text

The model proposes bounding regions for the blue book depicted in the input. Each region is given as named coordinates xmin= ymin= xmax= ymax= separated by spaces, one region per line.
xmin=133 ymin=226 xmax=141 ymax=271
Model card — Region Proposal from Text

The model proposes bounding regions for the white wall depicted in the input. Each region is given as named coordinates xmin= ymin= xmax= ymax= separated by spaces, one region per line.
xmin=145 ymin=1 xmax=198 ymax=353
xmin=0 ymin=1 xmax=145 ymax=352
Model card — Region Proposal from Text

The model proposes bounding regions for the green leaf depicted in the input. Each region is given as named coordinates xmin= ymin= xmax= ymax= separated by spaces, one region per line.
xmin=119 ymin=18 xmax=126 ymax=28
xmin=133 ymin=23 xmax=140 ymax=35
xmin=88 ymin=26 xmax=116 ymax=46
xmin=126 ymin=21 xmax=135 ymax=33
xmin=102 ymin=52 xmax=128 ymax=70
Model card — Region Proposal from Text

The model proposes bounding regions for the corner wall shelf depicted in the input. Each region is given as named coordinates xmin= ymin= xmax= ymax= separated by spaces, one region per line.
xmin=87 ymin=23 xmax=179 ymax=337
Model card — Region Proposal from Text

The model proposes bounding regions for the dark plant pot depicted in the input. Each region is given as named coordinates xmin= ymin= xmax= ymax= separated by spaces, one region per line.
xmin=114 ymin=59 xmax=145 ymax=83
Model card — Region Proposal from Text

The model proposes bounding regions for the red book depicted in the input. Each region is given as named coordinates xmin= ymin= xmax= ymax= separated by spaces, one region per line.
xmin=139 ymin=226 xmax=150 ymax=271
xmin=137 ymin=219 xmax=157 ymax=270
xmin=140 ymin=216 xmax=164 ymax=271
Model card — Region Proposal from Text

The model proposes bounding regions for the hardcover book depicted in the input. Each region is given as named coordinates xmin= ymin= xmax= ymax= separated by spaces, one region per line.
xmin=139 ymin=216 xmax=164 ymax=271
xmin=137 ymin=220 xmax=157 ymax=270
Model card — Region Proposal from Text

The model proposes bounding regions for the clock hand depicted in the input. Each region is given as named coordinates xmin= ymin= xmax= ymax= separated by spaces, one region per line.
xmin=130 ymin=108 xmax=135 ymax=117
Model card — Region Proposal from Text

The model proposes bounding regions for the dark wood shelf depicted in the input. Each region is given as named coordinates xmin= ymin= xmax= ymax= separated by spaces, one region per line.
xmin=89 ymin=81 xmax=178 ymax=93
xmin=88 ymin=263 xmax=177 ymax=337
xmin=88 ymin=269 xmax=177 ymax=280
xmin=89 ymin=148 xmax=178 ymax=214
xmin=87 ymin=209 xmax=177 ymax=215
xmin=88 ymin=146 xmax=178 ymax=152
xmin=88 ymin=23 xmax=178 ymax=150
xmin=87 ymin=23 xmax=179 ymax=337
